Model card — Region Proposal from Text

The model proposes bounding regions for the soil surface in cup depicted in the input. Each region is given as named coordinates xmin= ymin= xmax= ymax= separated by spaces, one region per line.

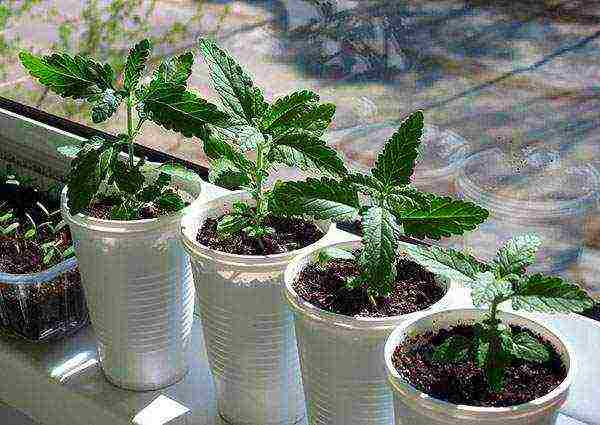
xmin=293 ymin=253 xmax=445 ymax=317
xmin=197 ymin=213 xmax=325 ymax=255
xmin=84 ymin=188 xmax=191 ymax=220
xmin=392 ymin=324 xmax=567 ymax=407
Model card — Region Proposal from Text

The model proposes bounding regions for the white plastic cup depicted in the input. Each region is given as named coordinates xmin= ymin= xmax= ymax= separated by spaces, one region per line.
xmin=180 ymin=191 xmax=333 ymax=425
xmin=385 ymin=308 xmax=575 ymax=425
xmin=283 ymin=240 xmax=456 ymax=425
xmin=61 ymin=176 xmax=200 ymax=391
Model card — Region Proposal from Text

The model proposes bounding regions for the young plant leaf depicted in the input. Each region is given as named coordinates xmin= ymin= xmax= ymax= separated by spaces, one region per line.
xmin=62 ymin=245 xmax=75 ymax=258
xmin=158 ymin=163 xmax=202 ymax=184
xmin=431 ymin=335 xmax=471 ymax=363
xmin=344 ymin=172 xmax=385 ymax=198
xmin=270 ymin=177 xmax=360 ymax=221
xmin=156 ymin=190 xmax=185 ymax=212
xmin=399 ymin=244 xmax=488 ymax=285
xmin=511 ymin=274 xmax=593 ymax=313
xmin=217 ymin=213 xmax=252 ymax=236
xmin=260 ymin=89 xmax=319 ymax=131
xmin=394 ymin=195 xmax=489 ymax=240
xmin=140 ymin=81 xmax=230 ymax=138
xmin=358 ymin=206 xmax=399 ymax=296
xmin=203 ymin=135 xmax=253 ymax=174
xmin=153 ymin=51 xmax=194 ymax=86
xmin=315 ymin=247 xmax=355 ymax=266
xmin=124 ymin=39 xmax=152 ymax=92
xmin=471 ymin=271 xmax=512 ymax=308
xmin=19 ymin=51 xmax=114 ymax=99
xmin=66 ymin=139 xmax=114 ymax=215
xmin=511 ymin=332 xmax=550 ymax=363
xmin=89 ymin=89 xmax=122 ymax=123
xmin=198 ymin=38 xmax=260 ymax=125
xmin=208 ymin=157 xmax=250 ymax=190
xmin=113 ymin=161 xmax=145 ymax=194
xmin=493 ymin=234 xmax=542 ymax=277
xmin=269 ymin=132 xmax=347 ymax=176
xmin=371 ymin=110 xmax=423 ymax=188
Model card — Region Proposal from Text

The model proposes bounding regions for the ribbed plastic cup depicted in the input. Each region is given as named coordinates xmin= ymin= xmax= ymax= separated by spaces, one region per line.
xmin=61 ymin=176 xmax=201 ymax=391
xmin=385 ymin=309 xmax=575 ymax=425
xmin=457 ymin=147 xmax=599 ymax=273
xmin=0 ymin=256 xmax=88 ymax=341
xmin=180 ymin=191 xmax=333 ymax=425
xmin=283 ymin=240 xmax=456 ymax=425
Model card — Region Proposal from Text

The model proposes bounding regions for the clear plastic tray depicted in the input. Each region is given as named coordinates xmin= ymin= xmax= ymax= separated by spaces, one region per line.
xmin=457 ymin=146 xmax=600 ymax=272
xmin=0 ymin=256 xmax=89 ymax=342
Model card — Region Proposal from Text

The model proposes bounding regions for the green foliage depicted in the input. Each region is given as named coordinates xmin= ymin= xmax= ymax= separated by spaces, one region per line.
xmin=20 ymin=40 xmax=211 ymax=218
xmin=272 ymin=110 xmax=488 ymax=297
xmin=403 ymin=233 xmax=593 ymax=393
xmin=186 ymin=38 xmax=345 ymax=241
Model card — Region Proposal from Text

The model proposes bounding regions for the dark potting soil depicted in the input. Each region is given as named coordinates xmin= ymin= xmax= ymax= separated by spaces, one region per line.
xmin=293 ymin=255 xmax=445 ymax=317
xmin=0 ymin=269 xmax=88 ymax=341
xmin=197 ymin=214 xmax=325 ymax=255
xmin=392 ymin=324 xmax=567 ymax=407
xmin=85 ymin=190 xmax=191 ymax=220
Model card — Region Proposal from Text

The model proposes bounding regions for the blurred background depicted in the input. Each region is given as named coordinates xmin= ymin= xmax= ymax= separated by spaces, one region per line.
xmin=0 ymin=0 xmax=599 ymax=292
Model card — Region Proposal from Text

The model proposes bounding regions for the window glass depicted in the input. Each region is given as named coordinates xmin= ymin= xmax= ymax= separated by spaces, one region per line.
xmin=0 ymin=1 xmax=599 ymax=295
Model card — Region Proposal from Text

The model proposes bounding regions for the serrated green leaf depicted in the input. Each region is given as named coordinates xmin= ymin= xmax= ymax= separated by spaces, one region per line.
xmin=110 ymin=203 xmax=134 ymax=220
xmin=471 ymin=271 xmax=513 ymax=307
xmin=158 ymin=163 xmax=202 ymax=184
xmin=0 ymin=211 xmax=13 ymax=223
xmin=2 ymin=222 xmax=19 ymax=235
xmin=315 ymin=247 xmax=355 ymax=265
xmin=372 ymin=110 xmax=423 ymax=187
xmin=512 ymin=274 xmax=594 ymax=313
xmin=66 ymin=140 xmax=114 ymax=215
xmin=61 ymin=245 xmax=75 ymax=259
xmin=432 ymin=335 xmax=471 ymax=363
xmin=24 ymin=228 xmax=36 ymax=239
xmin=203 ymin=135 xmax=253 ymax=174
xmin=137 ymin=184 xmax=162 ymax=203
xmin=260 ymin=89 xmax=318 ymax=130
xmin=270 ymin=177 xmax=359 ymax=221
xmin=153 ymin=51 xmax=193 ymax=87
xmin=90 ymin=89 xmax=122 ymax=123
xmin=19 ymin=51 xmax=114 ymax=99
xmin=511 ymin=332 xmax=550 ymax=363
xmin=274 ymin=102 xmax=336 ymax=138
xmin=344 ymin=172 xmax=384 ymax=198
xmin=198 ymin=38 xmax=260 ymax=125
xmin=215 ymin=124 xmax=265 ymax=151
xmin=217 ymin=213 xmax=252 ymax=236
xmin=358 ymin=206 xmax=399 ymax=296
xmin=394 ymin=194 xmax=489 ymax=240
xmin=112 ymin=161 xmax=145 ymax=194
xmin=399 ymin=243 xmax=488 ymax=284
xmin=156 ymin=191 xmax=185 ymax=213
xmin=493 ymin=234 xmax=542 ymax=277
xmin=140 ymin=81 xmax=230 ymax=138
xmin=269 ymin=132 xmax=347 ymax=176
xmin=124 ymin=39 xmax=152 ymax=92
xmin=208 ymin=157 xmax=250 ymax=190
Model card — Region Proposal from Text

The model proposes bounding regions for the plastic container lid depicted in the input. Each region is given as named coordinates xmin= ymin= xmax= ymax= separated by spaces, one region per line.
xmin=331 ymin=122 xmax=471 ymax=180
xmin=457 ymin=146 xmax=600 ymax=220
